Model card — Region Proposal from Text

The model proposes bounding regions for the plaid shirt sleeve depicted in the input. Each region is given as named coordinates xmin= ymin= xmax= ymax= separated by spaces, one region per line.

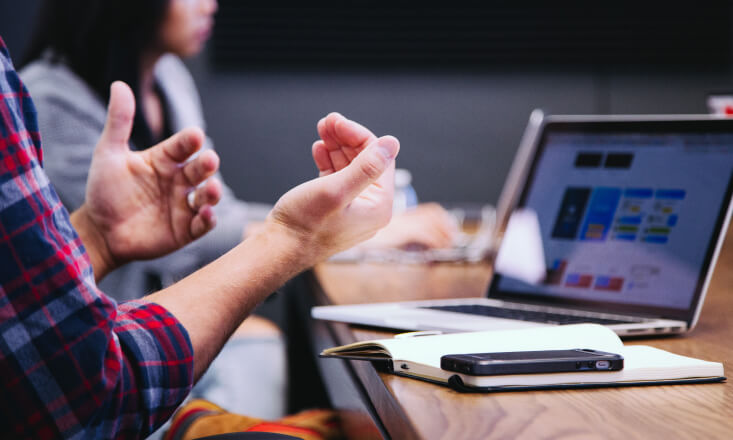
xmin=0 ymin=38 xmax=194 ymax=439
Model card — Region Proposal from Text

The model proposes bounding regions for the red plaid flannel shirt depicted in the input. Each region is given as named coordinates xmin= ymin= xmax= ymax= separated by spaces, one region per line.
xmin=0 ymin=37 xmax=193 ymax=439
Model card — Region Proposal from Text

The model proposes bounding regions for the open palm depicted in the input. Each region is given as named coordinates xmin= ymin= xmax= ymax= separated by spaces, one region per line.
xmin=84 ymin=82 xmax=222 ymax=267
xmin=268 ymin=113 xmax=399 ymax=259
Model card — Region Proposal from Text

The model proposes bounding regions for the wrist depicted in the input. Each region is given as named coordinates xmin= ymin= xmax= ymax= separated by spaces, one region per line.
xmin=70 ymin=204 xmax=117 ymax=281
xmin=255 ymin=219 xmax=323 ymax=272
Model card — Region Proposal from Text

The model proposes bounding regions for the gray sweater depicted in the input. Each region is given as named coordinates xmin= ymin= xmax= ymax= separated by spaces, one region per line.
xmin=21 ymin=54 xmax=270 ymax=302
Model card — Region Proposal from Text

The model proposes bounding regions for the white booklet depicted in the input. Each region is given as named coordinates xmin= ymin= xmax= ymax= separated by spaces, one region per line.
xmin=320 ymin=324 xmax=725 ymax=391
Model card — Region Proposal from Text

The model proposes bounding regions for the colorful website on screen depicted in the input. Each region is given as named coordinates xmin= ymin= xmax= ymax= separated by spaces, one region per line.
xmin=498 ymin=131 xmax=733 ymax=310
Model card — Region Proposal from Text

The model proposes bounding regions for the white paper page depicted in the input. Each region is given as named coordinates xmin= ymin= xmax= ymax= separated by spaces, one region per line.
xmin=613 ymin=346 xmax=724 ymax=379
xmin=378 ymin=324 xmax=623 ymax=369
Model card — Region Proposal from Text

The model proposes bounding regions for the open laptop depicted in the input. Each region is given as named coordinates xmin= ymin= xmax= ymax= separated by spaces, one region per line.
xmin=312 ymin=113 xmax=733 ymax=336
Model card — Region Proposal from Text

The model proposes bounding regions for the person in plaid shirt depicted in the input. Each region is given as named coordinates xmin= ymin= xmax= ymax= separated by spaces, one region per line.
xmin=0 ymin=35 xmax=400 ymax=438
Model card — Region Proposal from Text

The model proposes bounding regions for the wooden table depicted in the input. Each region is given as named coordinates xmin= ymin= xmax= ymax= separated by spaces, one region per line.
xmin=308 ymin=229 xmax=733 ymax=440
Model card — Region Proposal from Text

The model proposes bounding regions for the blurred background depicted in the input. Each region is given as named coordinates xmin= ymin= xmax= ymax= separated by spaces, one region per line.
xmin=1 ymin=0 xmax=732 ymax=206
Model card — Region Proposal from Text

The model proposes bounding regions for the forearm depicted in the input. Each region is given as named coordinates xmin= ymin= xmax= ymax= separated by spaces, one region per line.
xmin=146 ymin=222 xmax=312 ymax=380
xmin=70 ymin=204 xmax=116 ymax=281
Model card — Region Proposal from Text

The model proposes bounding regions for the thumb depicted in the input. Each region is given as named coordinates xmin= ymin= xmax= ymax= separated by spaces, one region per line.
xmin=332 ymin=135 xmax=400 ymax=202
xmin=98 ymin=81 xmax=135 ymax=151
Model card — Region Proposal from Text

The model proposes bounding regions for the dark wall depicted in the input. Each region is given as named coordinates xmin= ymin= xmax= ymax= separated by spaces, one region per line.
xmin=3 ymin=1 xmax=732 ymax=206
xmin=0 ymin=0 xmax=40 ymax=61
xmin=187 ymin=58 xmax=733 ymax=205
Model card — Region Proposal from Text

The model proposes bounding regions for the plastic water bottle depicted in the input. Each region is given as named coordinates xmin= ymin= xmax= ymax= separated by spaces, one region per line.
xmin=393 ymin=168 xmax=418 ymax=214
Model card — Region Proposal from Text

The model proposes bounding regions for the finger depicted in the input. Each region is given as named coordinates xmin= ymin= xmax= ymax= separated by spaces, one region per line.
xmin=329 ymin=135 xmax=400 ymax=202
xmin=421 ymin=222 xmax=454 ymax=248
xmin=324 ymin=113 xmax=344 ymax=151
xmin=333 ymin=117 xmax=377 ymax=159
xmin=320 ymin=113 xmax=375 ymax=156
xmin=188 ymin=178 xmax=222 ymax=211
xmin=321 ymin=113 xmax=360 ymax=167
xmin=341 ymin=145 xmax=360 ymax=162
xmin=312 ymin=140 xmax=335 ymax=176
xmin=367 ymin=136 xmax=399 ymax=196
xmin=329 ymin=148 xmax=350 ymax=171
xmin=439 ymin=213 xmax=461 ymax=239
xmin=190 ymin=205 xmax=217 ymax=239
xmin=320 ymin=113 xmax=376 ymax=169
xmin=418 ymin=203 xmax=460 ymax=237
xmin=421 ymin=205 xmax=456 ymax=230
xmin=150 ymin=127 xmax=206 ymax=166
xmin=98 ymin=81 xmax=135 ymax=150
xmin=182 ymin=149 xmax=219 ymax=186
xmin=413 ymin=233 xmax=446 ymax=249
xmin=399 ymin=214 xmax=451 ymax=249
xmin=430 ymin=225 xmax=456 ymax=248
xmin=317 ymin=112 xmax=343 ymax=151
xmin=423 ymin=216 xmax=458 ymax=247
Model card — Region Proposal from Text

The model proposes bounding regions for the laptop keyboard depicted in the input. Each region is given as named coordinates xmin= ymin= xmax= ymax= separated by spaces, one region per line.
xmin=422 ymin=304 xmax=643 ymax=325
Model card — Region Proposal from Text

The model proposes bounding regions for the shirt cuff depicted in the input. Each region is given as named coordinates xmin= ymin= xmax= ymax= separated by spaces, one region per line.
xmin=114 ymin=299 xmax=194 ymax=434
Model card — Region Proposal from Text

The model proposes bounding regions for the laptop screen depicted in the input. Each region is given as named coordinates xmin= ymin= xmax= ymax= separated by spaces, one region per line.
xmin=491 ymin=119 xmax=733 ymax=321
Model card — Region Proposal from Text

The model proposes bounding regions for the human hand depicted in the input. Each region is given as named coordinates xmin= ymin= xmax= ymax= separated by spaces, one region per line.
xmin=149 ymin=114 xmax=395 ymax=376
xmin=73 ymin=81 xmax=222 ymax=279
xmin=312 ymin=112 xmax=377 ymax=176
xmin=362 ymin=202 xmax=459 ymax=250
xmin=311 ymin=114 xmax=458 ymax=251
xmin=264 ymin=114 xmax=399 ymax=264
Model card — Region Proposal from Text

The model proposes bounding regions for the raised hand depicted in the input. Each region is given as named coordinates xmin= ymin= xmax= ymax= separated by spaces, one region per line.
xmin=74 ymin=81 xmax=222 ymax=279
xmin=312 ymin=113 xmax=458 ymax=250
xmin=149 ymin=115 xmax=398 ymax=378
xmin=312 ymin=112 xmax=378 ymax=176
xmin=266 ymin=115 xmax=399 ymax=261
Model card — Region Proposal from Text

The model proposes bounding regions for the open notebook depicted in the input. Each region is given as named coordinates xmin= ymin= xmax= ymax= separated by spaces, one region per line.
xmin=320 ymin=324 xmax=725 ymax=392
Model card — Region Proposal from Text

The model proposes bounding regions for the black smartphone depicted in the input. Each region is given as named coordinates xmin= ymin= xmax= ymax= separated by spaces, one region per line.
xmin=440 ymin=349 xmax=624 ymax=376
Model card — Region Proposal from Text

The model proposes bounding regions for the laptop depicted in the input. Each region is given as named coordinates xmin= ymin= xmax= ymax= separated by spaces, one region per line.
xmin=312 ymin=112 xmax=733 ymax=336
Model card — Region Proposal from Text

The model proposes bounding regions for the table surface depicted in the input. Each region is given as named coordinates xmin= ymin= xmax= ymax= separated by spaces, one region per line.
xmin=312 ymin=228 xmax=733 ymax=440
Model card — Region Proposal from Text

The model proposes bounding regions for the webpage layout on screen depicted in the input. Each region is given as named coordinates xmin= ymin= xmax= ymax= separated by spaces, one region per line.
xmin=498 ymin=131 xmax=733 ymax=311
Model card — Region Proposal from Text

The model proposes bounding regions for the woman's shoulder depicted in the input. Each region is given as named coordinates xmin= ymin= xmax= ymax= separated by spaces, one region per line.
xmin=155 ymin=54 xmax=195 ymax=85
xmin=154 ymin=54 xmax=206 ymax=129
xmin=155 ymin=54 xmax=200 ymax=102
xmin=20 ymin=58 xmax=105 ymax=119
